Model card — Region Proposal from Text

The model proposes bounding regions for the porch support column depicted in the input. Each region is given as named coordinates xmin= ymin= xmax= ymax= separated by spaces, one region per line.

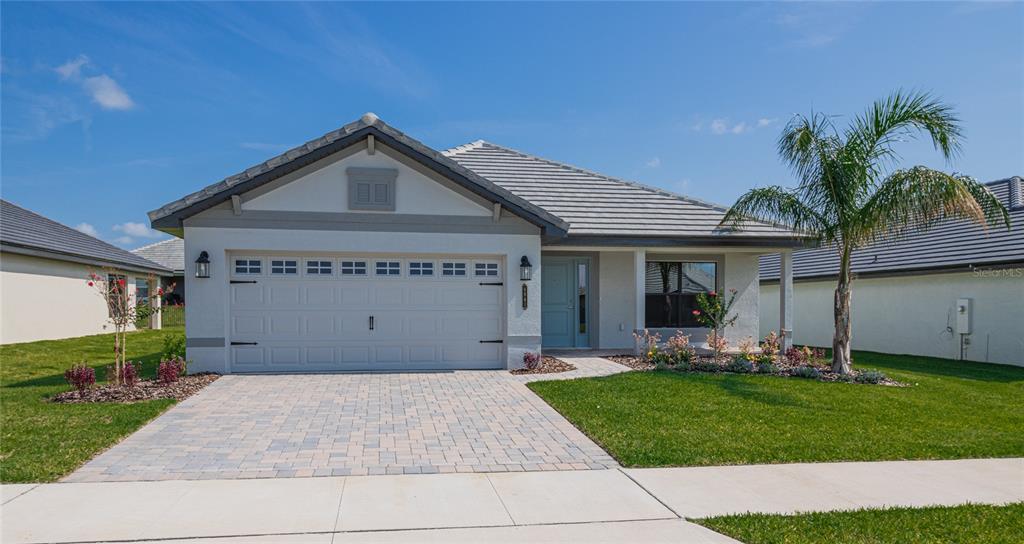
xmin=633 ymin=248 xmax=646 ymax=333
xmin=779 ymin=250 xmax=794 ymax=351
xmin=150 ymin=278 xmax=162 ymax=330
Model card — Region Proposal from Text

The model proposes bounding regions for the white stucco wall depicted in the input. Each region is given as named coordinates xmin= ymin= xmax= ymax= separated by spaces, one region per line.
xmin=183 ymin=226 xmax=541 ymax=372
xmin=0 ymin=252 xmax=142 ymax=344
xmin=760 ymin=270 xmax=1024 ymax=365
xmin=244 ymin=148 xmax=490 ymax=217
xmin=722 ymin=252 xmax=760 ymax=346
xmin=597 ymin=251 xmax=636 ymax=349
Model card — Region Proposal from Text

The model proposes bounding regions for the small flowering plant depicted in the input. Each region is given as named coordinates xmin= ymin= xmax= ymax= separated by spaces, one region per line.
xmin=523 ymin=352 xmax=541 ymax=370
xmin=86 ymin=269 xmax=166 ymax=386
xmin=692 ymin=288 xmax=738 ymax=361
xmin=632 ymin=329 xmax=662 ymax=363
xmin=665 ymin=331 xmax=695 ymax=365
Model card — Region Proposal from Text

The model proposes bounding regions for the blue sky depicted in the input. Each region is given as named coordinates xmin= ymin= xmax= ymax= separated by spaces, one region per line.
xmin=2 ymin=2 xmax=1022 ymax=248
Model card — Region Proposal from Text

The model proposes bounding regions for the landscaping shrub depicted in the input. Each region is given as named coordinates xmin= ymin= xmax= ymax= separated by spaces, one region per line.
xmin=692 ymin=359 xmax=721 ymax=372
xmin=856 ymin=370 xmax=888 ymax=384
xmin=64 ymin=363 xmax=96 ymax=393
xmin=785 ymin=346 xmax=806 ymax=364
xmin=161 ymin=333 xmax=186 ymax=360
xmin=756 ymin=361 xmax=778 ymax=374
xmin=792 ymin=365 xmax=821 ymax=379
xmin=523 ymin=352 xmax=541 ymax=370
xmin=157 ymin=357 xmax=187 ymax=384
xmin=654 ymin=360 xmax=670 ymax=371
xmin=117 ymin=361 xmax=141 ymax=387
xmin=727 ymin=357 xmax=753 ymax=373
xmin=666 ymin=331 xmax=696 ymax=365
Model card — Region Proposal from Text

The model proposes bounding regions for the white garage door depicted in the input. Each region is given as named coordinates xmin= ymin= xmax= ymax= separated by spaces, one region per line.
xmin=228 ymin=254 xmax=505 ymax=372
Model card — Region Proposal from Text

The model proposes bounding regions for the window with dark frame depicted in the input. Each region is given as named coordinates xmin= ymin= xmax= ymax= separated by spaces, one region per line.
xmin=409 ymin=262 xmax=434 ymax=276
xmin=340 ymin=261 xmax=367 ymax=276
xmin=271 ymin=259 xmax=298 ymax=275
xmin=306 ymin=260 xmax=333 ymax=275
xmin=644 ymin=261 xmax=716 ymax=328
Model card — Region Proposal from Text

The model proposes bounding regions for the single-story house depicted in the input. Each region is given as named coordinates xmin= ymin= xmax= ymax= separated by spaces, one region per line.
xmin=760 ymin=177 xmax=1023 ymax=366
xmin=132 ymin=238 xmax=185 ymax=304
xmin=149 ymin=113 xmax=809 ymax=373
xmin=0 ymin=200 xmax=171 ymax=344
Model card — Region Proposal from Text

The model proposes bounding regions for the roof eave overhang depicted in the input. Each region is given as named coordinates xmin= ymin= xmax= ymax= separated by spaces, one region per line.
xmin=760 ymin=259 xmax=1024 ymax=284
xmin=543 ymin=234 xmax=817 ymax=249
xmin=149 ymin=126 xmax=569 ymax=237
xmin=1 ymin=242 xmax=173 ymax=276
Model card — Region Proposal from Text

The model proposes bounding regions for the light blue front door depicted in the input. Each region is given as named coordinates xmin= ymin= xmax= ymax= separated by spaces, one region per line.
xmin=541 ymin=257 xmax=591 ymax=348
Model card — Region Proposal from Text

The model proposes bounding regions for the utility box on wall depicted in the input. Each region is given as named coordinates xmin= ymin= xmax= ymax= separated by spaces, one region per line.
xmin=956 ymin=298 xmax=972 ymax=335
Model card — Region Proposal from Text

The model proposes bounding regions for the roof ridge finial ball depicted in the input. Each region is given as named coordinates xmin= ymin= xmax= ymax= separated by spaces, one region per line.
xmin=361 ymin=112 xmax=380 ymax=125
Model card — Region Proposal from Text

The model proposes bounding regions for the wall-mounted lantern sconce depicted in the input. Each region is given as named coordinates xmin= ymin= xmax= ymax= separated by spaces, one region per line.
xmin=520 ymin=256 xmax=533 ymax=281
xmin=195 ymin=251 xmax=210 ymax=279
xmin=520 ymin=256 xmax=532 ymax=309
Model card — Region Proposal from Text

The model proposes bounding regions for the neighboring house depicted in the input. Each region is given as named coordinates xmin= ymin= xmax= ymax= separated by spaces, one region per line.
xmin=148 ymin=113 xmax=808 ymax=373
xmin=0 ymin=200 xmax=171 ymax=344
xmin=760 ymin=177 xmax=1024 ymax=366
xmin=132 ymin=238 xmax=185 ymax=304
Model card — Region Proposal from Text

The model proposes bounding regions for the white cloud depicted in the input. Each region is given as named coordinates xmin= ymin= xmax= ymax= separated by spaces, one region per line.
xmin=55 ymin=55 xmax=89 ymax=80
xmin=757 ymin=118 xmax=777 ymax=128
xmin=74 ymin=222 xmax=100 ymax=238
xmin=731 ymin=122 xmax=750 ymax=134
xmin=112 ymin=235 xmax=135 ymax=246
xmin=710 ymin=119 xmax=730 ymax=135
xmin=700 ymin=117 xmax=771 ymax=136
xmin=645 ymin=157 xmax=661 ymax=168
xmin=82 ymin=75 xmax=135 ymax=110
xmin=113 ymin=222 xmax=161 ymax=238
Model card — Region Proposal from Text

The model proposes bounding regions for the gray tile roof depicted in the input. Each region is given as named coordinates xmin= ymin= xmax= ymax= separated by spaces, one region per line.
xmin=148 ymin=113 xmax=568 ymax=236
xmin=759 ymin=177 xmax=1023 ymax=281
xmin=0 ymin=200 xmax=171 ymax=274
xmin=132 ymin=237 xmax=184 ymax=273
xmin=443 ymin=141 xmax=801 ymax=240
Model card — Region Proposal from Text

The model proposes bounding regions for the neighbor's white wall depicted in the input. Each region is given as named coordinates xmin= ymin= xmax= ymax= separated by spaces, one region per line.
xmin=760 ymin=271 xmax=1024 ymax=365
xmin=183 ymin=226 xmax=541 ymax=373
xmin=0 ymin=252 xmax=140 ymax=344
xmin=244 ymin=148 xmax=490 ymax=217
xmin=597 ymin=251 xmax=637 ymax=349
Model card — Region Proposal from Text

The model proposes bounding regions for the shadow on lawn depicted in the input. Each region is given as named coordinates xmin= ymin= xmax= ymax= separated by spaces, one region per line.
xmin=714 ymin=376 xmax=811 ymax=409
xmin=2 ymin=351 xmax=165 ymax=389
xmin=851 ymin=351 xmax=1024 ymax=384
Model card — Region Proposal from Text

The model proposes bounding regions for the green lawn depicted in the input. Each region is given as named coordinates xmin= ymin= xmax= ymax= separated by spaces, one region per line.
xmin=0 ymin=328 xmax=183 ymax=483
xmin=528 ymin=351 xmax=1024 ymax=467
xmin=696 ymin=503 xmax=1024 ymax=544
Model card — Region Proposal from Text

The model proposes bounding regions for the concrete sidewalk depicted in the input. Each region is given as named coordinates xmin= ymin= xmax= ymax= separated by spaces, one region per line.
xmin=3 ymin=458 xmax=1021 ymax=543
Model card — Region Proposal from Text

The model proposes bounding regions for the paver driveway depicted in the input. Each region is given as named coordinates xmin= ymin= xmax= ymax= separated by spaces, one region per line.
xmin=66 ymin=364 xmax=622 ymax=482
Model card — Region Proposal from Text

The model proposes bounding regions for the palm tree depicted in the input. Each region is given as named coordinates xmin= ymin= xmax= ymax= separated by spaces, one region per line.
xmin=720 ymin=91 xmax=1010 ymax=374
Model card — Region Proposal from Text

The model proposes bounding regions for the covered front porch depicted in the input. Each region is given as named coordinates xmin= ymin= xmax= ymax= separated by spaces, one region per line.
xmin=540 ymin=247 xmax=796 ymax=353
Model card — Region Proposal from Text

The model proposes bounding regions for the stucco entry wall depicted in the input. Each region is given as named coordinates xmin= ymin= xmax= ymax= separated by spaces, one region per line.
xmin=183 ymin=226 xmax=541 ymax=372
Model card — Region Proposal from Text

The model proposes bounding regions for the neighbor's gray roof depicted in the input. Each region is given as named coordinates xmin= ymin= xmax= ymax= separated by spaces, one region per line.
xmin=760 ymin=177 xmax=1023 ymax=281
xmin=443 ymin=141 xmax=803 ymax=242
xmin=0 ymin=200 xmax=171 ymax=274
xmin=148 ymin=113 xmax=568 ymax=236
xmin=132 ymin=237 xmax=184 ymax=273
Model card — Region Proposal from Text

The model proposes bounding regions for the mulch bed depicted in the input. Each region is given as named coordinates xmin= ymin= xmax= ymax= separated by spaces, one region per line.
xmin=604 ymin=354 xmax=906 ymax=386
xmin=51 ymin=373 xmax=220 ymax=404
xmin=510 ymin=356 xmax=576 ymax=375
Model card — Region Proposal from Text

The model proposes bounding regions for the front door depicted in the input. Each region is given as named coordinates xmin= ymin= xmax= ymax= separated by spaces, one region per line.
xmin=541 ymin=257 xmax=591 ymax=348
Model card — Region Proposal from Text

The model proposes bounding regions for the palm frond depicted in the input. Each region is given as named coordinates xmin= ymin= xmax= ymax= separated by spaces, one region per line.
xmin=719 ymin=186 xmax=829 ymax=242
xmin=777 ymin=113 xmax=846 ymax=226
xmin=855 ymin=166 xmax=1009 ymax=245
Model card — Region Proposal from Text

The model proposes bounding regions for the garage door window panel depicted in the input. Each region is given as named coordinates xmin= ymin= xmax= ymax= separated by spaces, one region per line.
xmin=341 ymin=261 xmax=367 ymax=276
xmin=306 ymin=260 xmax=333 ymax=275
xmin=271 ymin=259 xmax=298 ymax=275
xmin=409 ymin=261 xmax=434 ymax=276
xmin=234 ymin=259 xmax=262 ymax=275
xmin=375 ymin=261 xmax=401 ymax=276
xmin=442 ymin=262 xmax=467 ymax=277
xmin=474 ymin=262 xmax=500 ymax=277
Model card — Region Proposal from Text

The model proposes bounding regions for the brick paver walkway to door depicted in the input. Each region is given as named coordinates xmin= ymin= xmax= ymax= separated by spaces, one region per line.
xmin=66 ymin=368 xmax=622 ymax=482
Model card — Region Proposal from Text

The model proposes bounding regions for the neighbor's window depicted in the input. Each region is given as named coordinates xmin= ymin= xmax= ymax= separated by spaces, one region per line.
xmin=270 ymin=259 xmax=298 ymax=275
xmin=409 ymin=262 xmax=434 ymax=276
xmin=306 ymin=260 xmax=333 ymax=275
xmin=340 ymin=261 xmax=367 ymax=276
xmin=644 ymin=261 xmax=716 ymax=328
xmin=234 ymin=259 xmax=261 ymax=274
xmin=135 ymin=278 xmax=150 ymax=302
xmin=442 ymin=262 xmax=467 ymax=277
xmin=375 ymin=261 xmax=401 ymax=276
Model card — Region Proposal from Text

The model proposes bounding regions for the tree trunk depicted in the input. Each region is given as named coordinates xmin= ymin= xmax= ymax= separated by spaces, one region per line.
xmin=832 ymin=244 xmax=854 ymax=374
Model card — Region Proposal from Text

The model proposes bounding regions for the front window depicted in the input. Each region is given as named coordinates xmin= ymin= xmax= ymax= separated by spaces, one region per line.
xmin=645 ymin=261 xmax=716 ymax=328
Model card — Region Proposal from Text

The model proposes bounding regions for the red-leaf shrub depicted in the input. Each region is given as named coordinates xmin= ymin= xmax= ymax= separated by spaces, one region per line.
xmin=64 ymin=364 xmax=96 ymax=393
xmin=121 ymin=361 xmax=141 ymax=387
xmin=523 ymin=352 xmax=541 ymax=370
xmin=784 ymin=346 xmax=806 ymax=364
xmin=157 ymin=357 xmax=186 ymax=384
